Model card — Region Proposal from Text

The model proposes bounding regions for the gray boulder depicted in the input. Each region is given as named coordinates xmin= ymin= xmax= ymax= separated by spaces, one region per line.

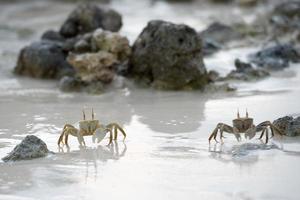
xmin=273 ymin=116 xmax=300 ymax=137
xmin=249 ymin=44 xmax=300 ymax=70
xmin=14 ymin=41 xmax=74 ymax=79
xmin=129 ymin=20 xmax=209 ymax=90
xmin=59 ymin=4 xmax=122 ymax=38
xmin=2 ymin=135 xmax=50 ymax=162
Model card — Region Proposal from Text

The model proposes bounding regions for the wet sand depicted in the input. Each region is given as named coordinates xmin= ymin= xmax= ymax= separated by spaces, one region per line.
xmin=0 ymin=0 xmax=300 ymax=200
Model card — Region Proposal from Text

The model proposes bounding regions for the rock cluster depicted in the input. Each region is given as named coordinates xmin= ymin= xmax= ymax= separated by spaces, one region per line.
xmin=129 ymin=20 xmax=209 ymax=90
xmin=14 ymin=4 xmax=131 ymax=94
xmin=2 ymin=135 xmax=50 ymax=162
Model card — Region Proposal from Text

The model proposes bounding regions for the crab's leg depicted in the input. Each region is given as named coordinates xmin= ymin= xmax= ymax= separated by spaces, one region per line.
xmin=114 ymin=126 xmax=118 ymax=140
xmin=208 ymin=126 xmax=219 ymax=143
xmin=219 ymin=127 xmax=224 ymax=143
xmin=270 ymin=126 xmax=275 ymax=139
xmin=108 ymin=129 xmax=113 ymax=145
xmin=259 ymin=128 xmax=266 ymax=139
xmin=117 ymin=125 xmax=126 ymax=140
xmin=58 ymin=131 xmax=65 ymax=146
xmin=257 ymin=121 xmax=284 ymax=137
xmin=265 ymin=128 xmax=269 ymax=144
xmin=65 ymin=132 xmax=70 ymax=148
xmin=58 ymin=124 xmax=74 ymax=146
xmin=107 ymin=123 xmax=127 ymax=141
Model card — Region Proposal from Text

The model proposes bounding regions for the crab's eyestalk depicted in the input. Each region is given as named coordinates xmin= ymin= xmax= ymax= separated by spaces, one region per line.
xmin=237 ymin=109 xmax=240 ymax=119
xmin=82 ymin=110 xmax=86 ymax=120
xmin=92 ymin=108 xmax=94 ymax=120
xmin=246 ymin=109 xmax=249 ymax=118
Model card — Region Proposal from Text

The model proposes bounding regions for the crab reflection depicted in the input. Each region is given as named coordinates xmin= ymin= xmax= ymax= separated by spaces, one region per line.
xmin=208 ymin=142 xmax=280 ymax=165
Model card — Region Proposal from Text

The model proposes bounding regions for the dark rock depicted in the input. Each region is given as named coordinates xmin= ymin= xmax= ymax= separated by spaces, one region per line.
xmin=225 ymin=59 xmax=269 ymax=80
xmin=235 ymin=58 xmax=252 ymax=71
xmin=59 ymin=4 xmax=122 ymax=38
xmin=200 ymin=22 xmax=243 ymax=45
xmin=129 ymin=20 xmax=209 ymax=90
xmin=41 ymin=30 xmax=65 ymax=42
xmin=202 ymin=39 xmax=221 ymax=56
xmin=249 ymin=44 xmax=300 ymax=70
xmin=2 ymin=135 xmax=50 ymax=162
xmin=59 ymin=76 xmax=104 ymax=94
xmin=14 ymin=41 xmax=75 ymax=79
xmin=273 ymin=116 xmax=300 ymax=137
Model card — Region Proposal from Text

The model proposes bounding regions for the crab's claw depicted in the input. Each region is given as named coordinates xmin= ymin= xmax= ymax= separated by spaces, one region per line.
xmin=245 ymin=127 xmax=256 ymax=140
xmin=93 ymin=127 xmax=109 ymax=143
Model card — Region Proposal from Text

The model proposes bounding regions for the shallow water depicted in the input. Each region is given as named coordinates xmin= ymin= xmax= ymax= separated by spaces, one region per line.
xmin=0 ymin=0 xmax=300 ymax=200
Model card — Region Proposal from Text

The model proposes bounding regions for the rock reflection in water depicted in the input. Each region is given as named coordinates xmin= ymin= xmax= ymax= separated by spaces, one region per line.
xmin=129 ymin=90 xmax=207 ymax=133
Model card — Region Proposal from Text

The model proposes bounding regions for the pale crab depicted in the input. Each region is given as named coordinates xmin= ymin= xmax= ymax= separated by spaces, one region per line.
xmin=208 ymin=110 xmax=283 ymax=144
xmin=58 ymin=109 xmax=126 ymax=147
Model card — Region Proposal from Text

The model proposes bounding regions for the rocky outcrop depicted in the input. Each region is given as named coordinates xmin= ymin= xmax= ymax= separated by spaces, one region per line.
xmin=2 ymin=135 xmax=50 ymax=162
xmin=60 ymin=4 xmax=122 ymax=38
xmin=129 ymin=20 xmax=209 ymax=90
xmin=249 ymin=44 xmax=300 ymax=70
xmin=14 ymin=3 xmax=123 ymax=81
xmin=14 ymin=41 xmax=74 ymax=79
xmin=273 ymin=116 xmax=300 ymax=137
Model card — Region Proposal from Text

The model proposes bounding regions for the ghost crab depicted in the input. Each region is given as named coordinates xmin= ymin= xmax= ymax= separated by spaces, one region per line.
xmin=208 ymin=110 xmax=283 ymax=144
xmin=58 ymin=109 xmax=126 ymax=147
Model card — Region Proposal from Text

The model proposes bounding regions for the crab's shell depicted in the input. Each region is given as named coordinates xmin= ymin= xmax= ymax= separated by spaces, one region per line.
xmin=79 ymin=120 xmax=99 ymax=135
xmin=232 ymin=117 xmax=253 ymax=133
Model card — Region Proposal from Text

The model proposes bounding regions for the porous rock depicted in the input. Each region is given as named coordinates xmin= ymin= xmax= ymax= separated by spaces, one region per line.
xmin=14 ymin=41 xmax=74 ymax=79
xmin=2 ymin=135 xmax=50 ymax=162
xmin=273 ymin=116 xmax=300 ymax=137
xmin=129 ymin=20 xmax=209 ymax=90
